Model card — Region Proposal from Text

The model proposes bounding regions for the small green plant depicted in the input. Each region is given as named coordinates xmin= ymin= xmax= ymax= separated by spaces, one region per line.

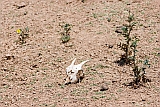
xmin=115 ymin=10 xmax=136 ymax=65
xmin=116 ymin=10 xmax=151 ymax=88
xmin=132 ymin=60 xmax=151 ymax=87
xmin=16 ymin=26 xmax=29 ymax=44
xmin=59 ymin=23 xmax=71 ymax=43
xmin=92 ymin=13 xmax=98 ymax=18
xmin=130 ymin=37 xmax=151 ymax=88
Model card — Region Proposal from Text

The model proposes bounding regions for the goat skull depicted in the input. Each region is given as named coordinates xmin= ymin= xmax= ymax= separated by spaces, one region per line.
xmin=65 ymin=58 xmax=89 ymax=84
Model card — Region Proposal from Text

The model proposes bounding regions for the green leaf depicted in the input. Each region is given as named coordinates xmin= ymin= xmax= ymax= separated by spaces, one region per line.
xmin=143 ymin=59 xmax=150 ymax=67
xmin=131 ymin=22 xmax=137 ymax=26
xmin=121 ymin=26 xmax=128 ymax=33
xmin=61 ymin=35 xmax=70 ymax=43
xmin=128 ymin=14 xmax=134 ymax=22
xmin=25 ymin=26 xmax=29 ymax=32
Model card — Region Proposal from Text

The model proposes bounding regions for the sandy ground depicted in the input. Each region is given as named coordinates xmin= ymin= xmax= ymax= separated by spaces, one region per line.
xmin=0 ymin=0 xmax=160 ymax=107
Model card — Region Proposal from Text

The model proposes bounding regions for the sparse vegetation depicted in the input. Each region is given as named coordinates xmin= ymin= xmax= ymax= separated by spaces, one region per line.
xmin=59 ymin=23 xmax=72 ymax=43
xmin=115 ymin=10 xmax=136 ymax=65
xmin=116 ymin=10 xmax=151 ymax=88
xmin=130 ymin=36 xmax=151 ymax=87
xmin=16 ymin=26 xmax=29 ymax=44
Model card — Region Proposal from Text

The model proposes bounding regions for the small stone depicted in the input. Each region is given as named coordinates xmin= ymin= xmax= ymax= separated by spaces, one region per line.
xmin=5 ymin=54 xmax=14 ymax=60
xmin=100 ymin=83 xmax=109 ymax=91
xmin=13 ymin=2 xmax=28 ymax=9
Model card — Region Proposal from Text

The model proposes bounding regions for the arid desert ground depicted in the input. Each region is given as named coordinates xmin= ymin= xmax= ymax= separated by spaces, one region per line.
xmin=0 ymin=0 xmax=160 ymax=107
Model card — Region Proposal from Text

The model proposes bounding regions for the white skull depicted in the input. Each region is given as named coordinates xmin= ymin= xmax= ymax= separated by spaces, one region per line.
xmin=65 ymin=58 xmax=89 ymax=84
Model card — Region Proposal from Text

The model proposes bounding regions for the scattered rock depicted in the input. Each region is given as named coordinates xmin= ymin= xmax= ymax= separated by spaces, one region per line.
xmin=105 ymin=44 xmax=114 ymax=48
xmin=31 ymin=64 xmax=38 ymax=68
xmin=4 ymin=54 xmax=14 ymax=60
xmin=13 ymin=2 xmax=28 ymax=9
xmin=100 ymin=83 xmax=109 ymax=91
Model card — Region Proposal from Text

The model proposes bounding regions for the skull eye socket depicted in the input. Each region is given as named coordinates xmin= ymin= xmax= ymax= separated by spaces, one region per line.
xmin=68 ymin=70 xmax=74 ymax=74
xmin=71 ymin=71 xmax=74 ymax=73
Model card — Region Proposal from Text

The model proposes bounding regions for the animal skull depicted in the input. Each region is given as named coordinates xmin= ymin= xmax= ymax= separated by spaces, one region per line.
xmin=65 ymin=58 xmax=89 ymax=84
